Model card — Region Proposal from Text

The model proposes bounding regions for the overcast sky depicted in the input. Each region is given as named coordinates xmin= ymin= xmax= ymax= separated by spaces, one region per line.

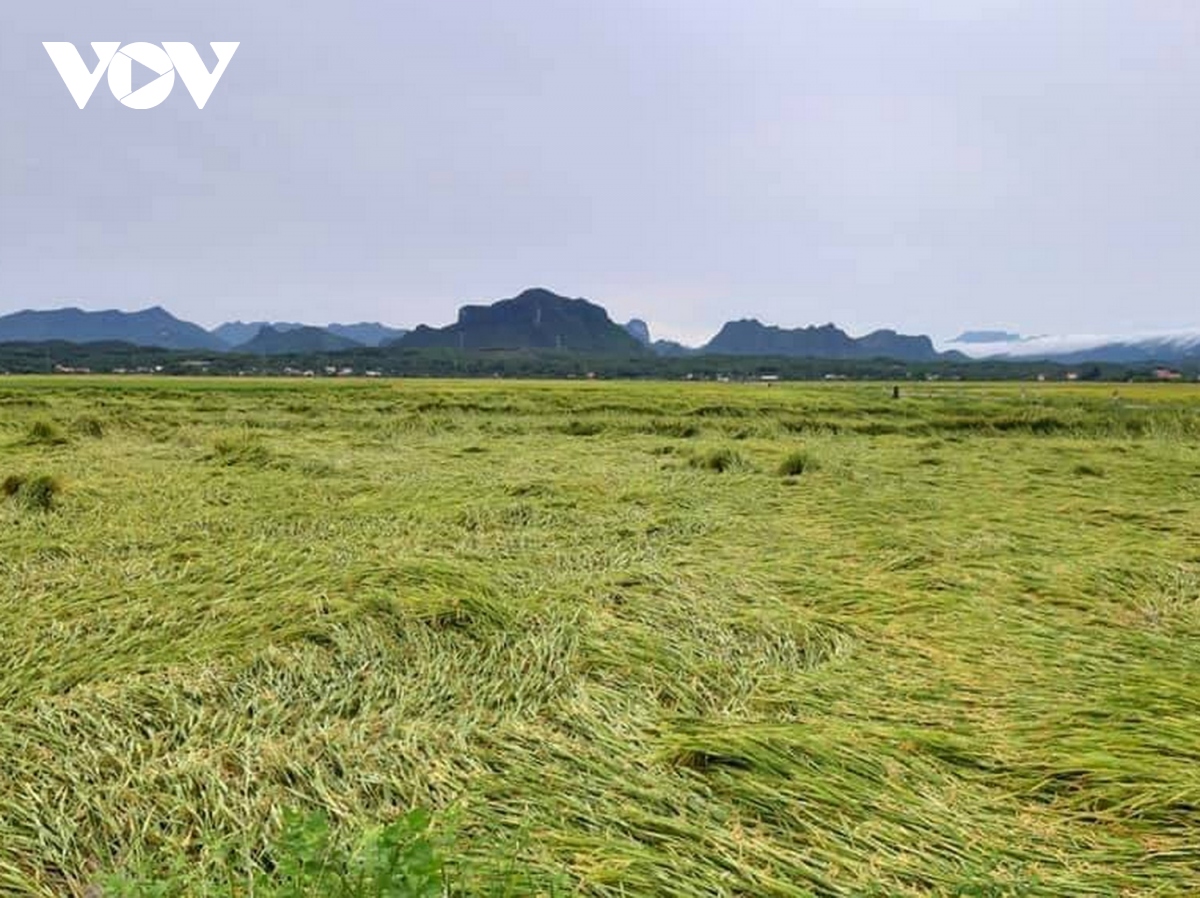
xmin=3 ymin=1 xmax=1200 ymax=344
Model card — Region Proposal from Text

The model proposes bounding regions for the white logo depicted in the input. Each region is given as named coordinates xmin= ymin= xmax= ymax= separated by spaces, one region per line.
xmin=43 ymin=42 xmax=240 ymax=109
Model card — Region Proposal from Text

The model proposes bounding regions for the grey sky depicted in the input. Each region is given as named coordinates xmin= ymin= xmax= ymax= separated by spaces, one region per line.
xmin=3 ymin=1 xmax=1200 ymax=345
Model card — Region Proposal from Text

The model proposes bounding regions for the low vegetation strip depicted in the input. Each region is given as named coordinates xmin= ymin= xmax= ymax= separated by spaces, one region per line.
xmin=0 ymin=378 xmax=1197 ymax=895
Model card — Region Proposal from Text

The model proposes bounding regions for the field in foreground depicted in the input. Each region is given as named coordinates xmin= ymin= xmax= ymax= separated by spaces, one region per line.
xmin=1 ymin=377 xmax=1198 ymax=896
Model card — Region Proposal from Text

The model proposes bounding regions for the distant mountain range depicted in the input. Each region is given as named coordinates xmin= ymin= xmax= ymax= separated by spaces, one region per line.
xmin=0 ymin=309 xmax=410 ymax=355
xmin=211 ymin=320 xmax=304 ymax=347
xmin=236 ymin=325 xmax=364 ymax=355
xmin=2 ymin=294 xmax=1198 ymax=364
xmin=0 ymin=306 xmax=225 ymax=351
xmin=325 ymin=323 xmax=408 ymax=347
xmin=213 ymin=321 xmax=407 ymax=349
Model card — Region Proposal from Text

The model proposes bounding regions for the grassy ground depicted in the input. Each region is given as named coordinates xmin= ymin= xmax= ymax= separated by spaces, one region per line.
xmin=0 ymin=377 xmax=1198 ymax=896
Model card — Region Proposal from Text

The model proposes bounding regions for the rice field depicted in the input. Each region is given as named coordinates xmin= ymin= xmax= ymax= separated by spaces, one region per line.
xmin=1 ymin=376 xmax=1198 ymax=896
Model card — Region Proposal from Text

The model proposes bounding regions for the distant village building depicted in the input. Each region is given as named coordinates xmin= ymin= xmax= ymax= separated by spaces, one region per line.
xmin=1154 ymin=368 xmax=1182 ymax=381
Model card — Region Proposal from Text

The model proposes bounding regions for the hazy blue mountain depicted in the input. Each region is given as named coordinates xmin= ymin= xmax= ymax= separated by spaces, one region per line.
xmin=212 ymin=321 xmax=305 ymax=346
xmin=327 ymin=323 xmax=407 ymax=347
xmin=651 ymin=339 xmax=695 ymax=357
xmin=855 ymin=328 xmax=942 ymax=361
xmin=951 ymin=330 xmax=1022 ymax=344
xmin=623 ymin=319 xmax=651 ymax=346
xmin=214 ymin=321 xmax=404 ymax=348
xmin=702 ymin=319 xmax=940 ymax=361
xmin=212 ymin=322 xmax=262 ymax=347
xmin=0 ymin=306 xmax=227 ymax=351
xmin=397 ymin=288 xmax=646 ymax=353
xmin=233 ymin=326 xmax=363 ymax=355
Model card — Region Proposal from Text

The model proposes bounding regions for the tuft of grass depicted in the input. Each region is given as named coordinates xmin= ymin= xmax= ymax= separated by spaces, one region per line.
xmin=690 ymin=447 xmax=746 ymax=473
xmin=210 ymin=432 xmax=272 ymax=467
xmin=778 ymin=448 xmax=820 ymax=476
xmin=1073 ymin=463 xmax=1105 ymax=477
xmin=73 ymin=416 xmax=105 ymax=438
xmin=25 ymin=419 xmax=67 ymax=445
xmin=3 ymin=474 xmax=63 ymax=511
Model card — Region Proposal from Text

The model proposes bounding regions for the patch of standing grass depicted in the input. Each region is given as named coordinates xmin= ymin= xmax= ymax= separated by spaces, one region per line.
xmin=73 ymin=415 xmax=105 ymax=438
xmin=24 ymin=419 xmax=67 ymax=445
xmin=2 ymin=473 xmax=63 ymax=511
xmin=209 ymin=432 xmax=273 ymax=467
xmin=777 ymin=448 xmax=820 ymax=476
xmin=690 ymin=446 xmax=747 ymax=473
